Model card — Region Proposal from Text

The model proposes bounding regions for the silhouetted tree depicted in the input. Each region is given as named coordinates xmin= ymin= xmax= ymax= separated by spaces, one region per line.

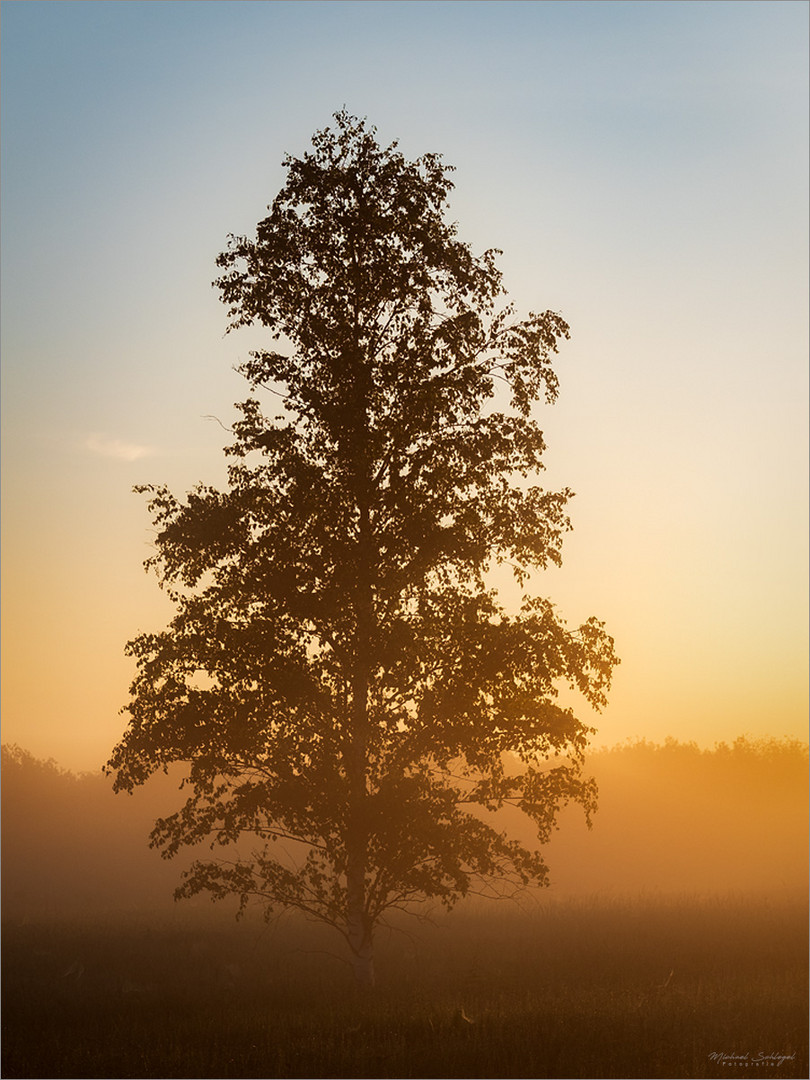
xmin=107 ymin=111 xmax=618 ymax=987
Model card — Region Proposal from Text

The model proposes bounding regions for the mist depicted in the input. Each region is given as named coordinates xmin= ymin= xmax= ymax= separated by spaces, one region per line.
xmin=3 ymin=736 xmax=805 ymax=920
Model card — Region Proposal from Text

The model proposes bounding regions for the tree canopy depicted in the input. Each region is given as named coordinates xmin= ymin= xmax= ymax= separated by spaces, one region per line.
xmin=107 ymin=111 xmax=619 ymax=986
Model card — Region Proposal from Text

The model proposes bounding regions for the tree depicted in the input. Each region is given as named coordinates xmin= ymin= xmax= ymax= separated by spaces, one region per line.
xmin=107 ymin=111 xmax=619 ymax=988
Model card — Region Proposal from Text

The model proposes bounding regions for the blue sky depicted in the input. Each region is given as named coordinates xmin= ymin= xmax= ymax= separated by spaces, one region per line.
xmin=2 ymin=0 xmax=807 ymax=769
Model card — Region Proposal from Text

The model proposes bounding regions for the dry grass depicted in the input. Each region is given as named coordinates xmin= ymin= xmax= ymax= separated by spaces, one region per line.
xmin=2 ymin=893 xmax=806 ymax=1078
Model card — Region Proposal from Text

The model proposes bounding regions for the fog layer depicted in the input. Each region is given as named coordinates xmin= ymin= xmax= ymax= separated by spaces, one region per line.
xmin=2 ymin=738 xmax=806 ymax=918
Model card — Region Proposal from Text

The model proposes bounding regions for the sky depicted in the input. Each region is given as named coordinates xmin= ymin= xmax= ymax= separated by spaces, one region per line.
xmin=2 ymin=0 xmax=807 ymax=773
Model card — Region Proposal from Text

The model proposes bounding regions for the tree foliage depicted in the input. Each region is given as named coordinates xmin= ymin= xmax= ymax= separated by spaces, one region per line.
xmin=107 ymin=111 xmax=619 ymax=985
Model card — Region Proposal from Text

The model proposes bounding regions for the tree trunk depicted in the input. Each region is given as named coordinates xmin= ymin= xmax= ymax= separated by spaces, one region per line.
xmin=346 ymin=597 xmax=374 ymax=989
xmin=347 ymin=890 xmax=375 ymax=988
xmin=345 ymin=339 xmax=376 ymax=988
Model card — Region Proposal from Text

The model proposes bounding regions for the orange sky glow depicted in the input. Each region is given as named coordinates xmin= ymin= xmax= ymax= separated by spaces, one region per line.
xmin=2 ymin=1 xmax=807 ymax=772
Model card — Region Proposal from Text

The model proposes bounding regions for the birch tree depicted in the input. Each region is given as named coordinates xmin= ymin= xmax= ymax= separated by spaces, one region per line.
xmin=107 ymin=111 xmax=618 ymax=988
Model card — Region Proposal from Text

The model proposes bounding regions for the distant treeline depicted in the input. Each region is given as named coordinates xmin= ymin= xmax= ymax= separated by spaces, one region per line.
xmin=2 ymin=737 xmax=806 ymax=919
xmin=527 ymin=737 xmax=808 ymax=899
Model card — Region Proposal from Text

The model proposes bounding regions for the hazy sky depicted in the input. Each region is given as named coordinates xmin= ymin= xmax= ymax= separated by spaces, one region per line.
xmin=2 ymin=0 xmax=807 ymax=771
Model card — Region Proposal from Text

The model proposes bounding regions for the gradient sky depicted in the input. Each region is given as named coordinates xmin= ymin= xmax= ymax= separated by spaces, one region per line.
xmin=2 ymin=0 xmax=807 ymax=772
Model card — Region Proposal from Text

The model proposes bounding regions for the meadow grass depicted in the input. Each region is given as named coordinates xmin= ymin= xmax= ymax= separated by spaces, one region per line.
xmin=2 ymin=893 xmax=806 ymax=1078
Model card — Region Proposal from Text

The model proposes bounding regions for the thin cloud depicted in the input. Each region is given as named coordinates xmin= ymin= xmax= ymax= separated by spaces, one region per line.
xmin=84 ymin=434 xmax=155 ymax=461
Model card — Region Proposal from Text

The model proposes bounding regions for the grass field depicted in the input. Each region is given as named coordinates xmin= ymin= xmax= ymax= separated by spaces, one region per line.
xmin=2 ymin=894 xmax=806 ymax=1079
